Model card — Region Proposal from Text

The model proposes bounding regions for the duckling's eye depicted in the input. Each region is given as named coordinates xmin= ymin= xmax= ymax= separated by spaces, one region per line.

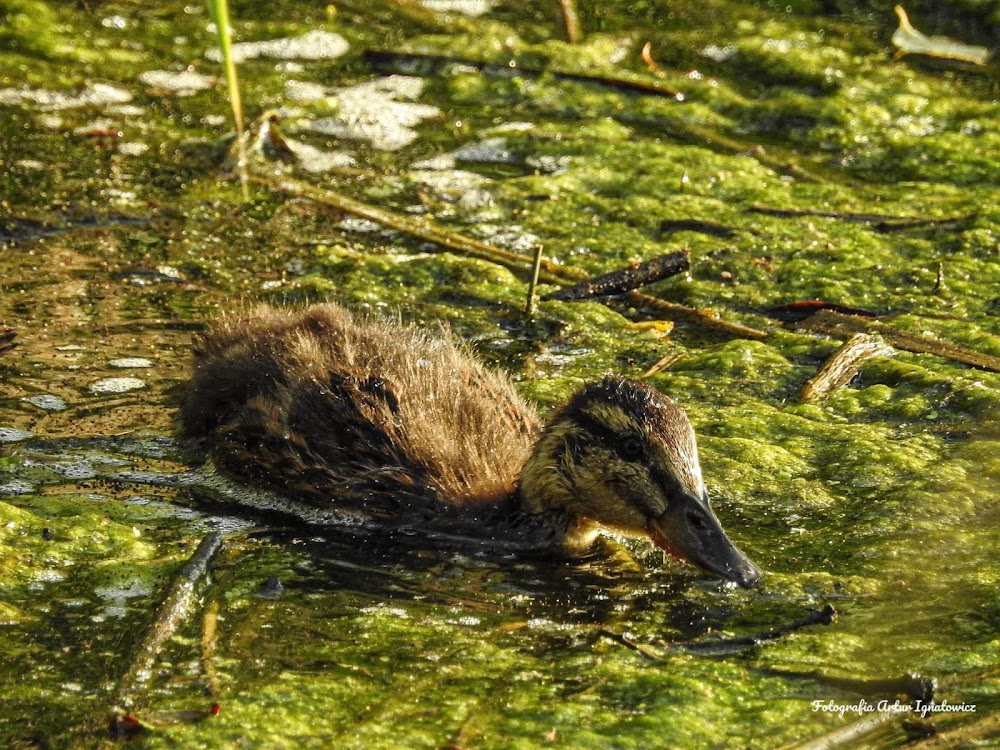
xmin=619 ymin=435 xmax=645 ymax=461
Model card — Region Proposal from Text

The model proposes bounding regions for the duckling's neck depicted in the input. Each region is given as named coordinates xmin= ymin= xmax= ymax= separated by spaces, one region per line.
xmin=517 ymin=419 xmax=577 ymax=516
xmin=513 ymin=424 xmax=601 ymax=555
xmin=413 ymin=491 xmax=584 ymax=555
xmin=515 ymin=484 xmax=602 ymax=555
xmin=404 ymin=423 xmax=597 ymax=555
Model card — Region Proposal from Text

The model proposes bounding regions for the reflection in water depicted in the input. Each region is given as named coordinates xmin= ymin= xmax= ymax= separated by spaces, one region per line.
xmin=5 ymin=432 xmax=724 ymax=633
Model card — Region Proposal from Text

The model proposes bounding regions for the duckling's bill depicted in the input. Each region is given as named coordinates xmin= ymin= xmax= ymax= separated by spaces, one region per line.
xmin=647 ymin=492 xmax=761 ymax=588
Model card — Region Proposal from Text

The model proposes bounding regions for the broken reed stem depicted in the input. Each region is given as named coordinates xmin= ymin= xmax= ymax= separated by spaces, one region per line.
xmin=201 ymin=599 xmax=221 ymax=697
xmin=556 ymin=0 xmax=584 ymax=43
xmin=112 ymin=533 xmax=224 ymax=712
xmin=799 ymin=333 xmax=893 ymax=404
xmin=780 ymin=710 xmax=901 ymax=750
xmin=643 ymin=350 xmax=686 ymax=377
xmin=253 ymin=174 xmax=772 ymax=340
xmin=252 ymin=174 xmax=581 ymax=286
xmin=525 ymin=243 xmax=545 ymax=317
xmin=933 ymin=261 xmax=946 ymax=294
xmin=797 ymin=310 xmax=1000 ymax=373
xmin=598 ymin=629 xmax=665 ymax=662
xmin=542 ymin=250 xmax=689 ymax=302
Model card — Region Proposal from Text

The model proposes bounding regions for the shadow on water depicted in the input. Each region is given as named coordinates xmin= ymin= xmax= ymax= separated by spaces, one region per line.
xmin=12 ymin=432 xmax=733 ymax=631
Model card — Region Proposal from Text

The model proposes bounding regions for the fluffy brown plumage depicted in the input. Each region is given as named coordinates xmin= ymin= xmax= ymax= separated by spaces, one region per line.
xmin=181 ymin=303 xmax=761 ymax=585
xmin=182 ymin=304 xmax=536 ymax=509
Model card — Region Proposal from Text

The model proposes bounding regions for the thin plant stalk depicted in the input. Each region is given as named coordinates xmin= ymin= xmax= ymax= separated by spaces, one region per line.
xmin=207 ymin=0 xmax=249 ymax=198
xmin=525 ymin=243 xmax=544 ymax=317
xmin=556 ymin=0 xmax=583 ymax=43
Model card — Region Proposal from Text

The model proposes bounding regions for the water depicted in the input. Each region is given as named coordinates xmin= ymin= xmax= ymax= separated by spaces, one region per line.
xmin=0 ymin=0 xmax=998 ymax=747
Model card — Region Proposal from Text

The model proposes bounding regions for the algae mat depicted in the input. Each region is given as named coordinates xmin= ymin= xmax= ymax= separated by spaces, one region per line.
xmin=0 ymin=0 xmax=998 ymax=747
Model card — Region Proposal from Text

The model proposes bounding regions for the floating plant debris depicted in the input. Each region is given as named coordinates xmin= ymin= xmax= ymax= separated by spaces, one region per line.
xmin=795 ymin=310 xmax=1000 ymax=372
xmin=206 ymin=29 xmax=349 ymax=64
xmin=303 ymin=76 xmax=441 ymax=151
xmin=892 ymin=5 xmax=989 ymax=66
xmin=88 ymin=377 xmax=146 ymax=394
xmin=542 ymin=251 xmax=690 ymax=301
xmin=138 ymin=69 xmax=219 ymax=94
xmin=798 ymin=333 xmax=895 ymax=404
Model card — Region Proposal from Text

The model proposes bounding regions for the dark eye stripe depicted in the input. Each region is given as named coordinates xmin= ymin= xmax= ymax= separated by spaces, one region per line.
xmin=573 ymin=412 xmax=648 ymax=463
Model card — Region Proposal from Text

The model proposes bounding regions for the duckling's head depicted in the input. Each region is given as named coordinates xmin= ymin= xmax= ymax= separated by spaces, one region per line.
xmin=520 ymin=376 xmax=760 ymax=587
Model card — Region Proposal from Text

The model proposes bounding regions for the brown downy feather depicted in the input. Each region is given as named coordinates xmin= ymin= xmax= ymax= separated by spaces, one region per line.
xmin=181 ymin=304 xmax=539 ymax=516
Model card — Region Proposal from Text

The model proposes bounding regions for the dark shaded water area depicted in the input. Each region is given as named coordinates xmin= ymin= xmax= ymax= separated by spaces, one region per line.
xmin=1 ymin=0 xmax=999 ymax=747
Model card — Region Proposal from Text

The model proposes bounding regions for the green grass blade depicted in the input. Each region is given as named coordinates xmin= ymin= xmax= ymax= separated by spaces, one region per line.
xmin=206 ymin=0 xmax=249 ymax=197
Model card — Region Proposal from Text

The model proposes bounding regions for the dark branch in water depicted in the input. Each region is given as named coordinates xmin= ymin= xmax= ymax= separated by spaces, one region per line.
xmin=601 ymin=606 xmax=837 ymax=663
xmin=659 ymin=218 xmax=742 ymax=239
xmin=799 ymin=333 xmax=894 ymax=404
xmin=111 ymin=533 xmax=223 ymax=712
xmin=764 ymin=301 xmax=882 ymax=324
xmin=669 ymin=604 xmax=837 ymax=655
xmin=795 ymin=310 xmax=1000 ymax=373
xmin=767 ymin=669 xmax=935 ymax=704
xmin=542 ymin=251 xmax=690 ymax=301
xmin=598 ymin=629 xmax=664 ymax=662
xmin=746 ymin=205 xmax=976 ymax=233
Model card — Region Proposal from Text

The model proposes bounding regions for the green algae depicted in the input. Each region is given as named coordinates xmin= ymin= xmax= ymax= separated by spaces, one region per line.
xmin=1 ymin=0 xmax=999 ymax=747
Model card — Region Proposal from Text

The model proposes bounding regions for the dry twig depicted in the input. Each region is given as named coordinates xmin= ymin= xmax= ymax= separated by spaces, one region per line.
xmin=111 ymin=533 xmax=224 ymax=711
xmin=798 ymin=333 xmax=894 ymax=404
xmin=796 ymin=310 xmax=1000 ymax=373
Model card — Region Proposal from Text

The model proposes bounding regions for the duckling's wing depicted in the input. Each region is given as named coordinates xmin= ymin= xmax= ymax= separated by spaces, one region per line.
xmin=207 ymin=374 xmax=441 ymax=519
xmin=182 ymin=303 xmax=538 ymax=519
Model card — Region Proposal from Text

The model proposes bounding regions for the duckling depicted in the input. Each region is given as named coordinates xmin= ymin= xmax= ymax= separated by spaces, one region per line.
xmin=181 ymin=303 xmax=761 ymax=587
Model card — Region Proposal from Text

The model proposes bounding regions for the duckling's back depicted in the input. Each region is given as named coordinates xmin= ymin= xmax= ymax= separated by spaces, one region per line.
xmin=181 ymin=304 xmax=539 ymax=516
